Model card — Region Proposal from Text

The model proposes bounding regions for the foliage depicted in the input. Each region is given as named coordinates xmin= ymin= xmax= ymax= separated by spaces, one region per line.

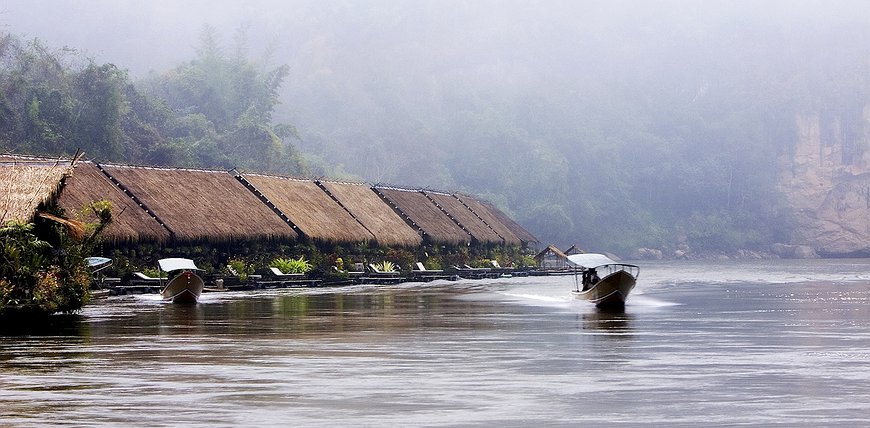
xmin=139 ymin=25 xmax=305 ymax=174
xmin=0 ymin=207 xmax=104 ymax=315
xmin=373 ymin=260 xmax=396 ymax=273
xmin=226 ymin=257 xmax=254 ymax=281
xmin=0 ymin=29 xmax=305 ymax=176
xmin=270 ymin=256 xmax=312 ymax=274
xmin=140 ymin=267 xmax=164 ymax=279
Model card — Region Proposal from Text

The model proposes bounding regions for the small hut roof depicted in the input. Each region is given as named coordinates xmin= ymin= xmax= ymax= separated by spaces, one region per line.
xmin=460 ymin=196 xmax=537 ymax=243
xmin=319 ymin=181 xmax=423 ymax=247
xmin=535 ymin=244 xmax=568 ymax=261
xmin=375 ymin=186 xmax=471 ymax=245
xmin=57 ymin=162 xmax=170 ymax=242
xmin=452 ymin=194 xmax=521 ymax=245
xmin=0 ymin=161 xmax=70 ymax=224
xmin=424 ymin=191 xmax=504 ymax=244
xmin=239 ymin=174 xmax=374 ymax=243
xmin=100 ymin=165 xmax=297 ymax=242
xmin=563 ymin=244 xmax=584 ymax=255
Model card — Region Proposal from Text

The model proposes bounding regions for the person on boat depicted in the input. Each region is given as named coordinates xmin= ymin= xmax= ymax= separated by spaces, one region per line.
xmin=589 ymin=269 xmax=600 ymax=285
xmin=581 ymin=269 xmax=598 ymax=291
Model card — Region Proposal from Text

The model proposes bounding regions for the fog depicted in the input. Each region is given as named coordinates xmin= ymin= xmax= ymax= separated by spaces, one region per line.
xmin=4 ymin=0 xmax=870 ymax=252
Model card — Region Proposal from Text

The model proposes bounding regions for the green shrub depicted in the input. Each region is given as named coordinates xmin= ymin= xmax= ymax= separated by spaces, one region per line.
xmin=373 ymin=260 xmax=396 ymax=272
xmin=141 ymin=267 xmax=165 ymax=279
xmin=271 ymin=256 xmax=312 ymax=274
xmin=227 ymin=258 xmax=254 ymax=281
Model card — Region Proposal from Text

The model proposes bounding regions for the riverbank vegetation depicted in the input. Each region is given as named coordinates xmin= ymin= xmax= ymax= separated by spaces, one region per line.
xmin=0 ymin=201 xmax=111 ymax=317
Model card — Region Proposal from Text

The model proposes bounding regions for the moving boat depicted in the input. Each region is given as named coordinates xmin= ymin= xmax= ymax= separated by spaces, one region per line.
xmin=158 ymin=258 xmax=204 ymax=303
xmin=568 ymin=253 xmax=639 ymax=309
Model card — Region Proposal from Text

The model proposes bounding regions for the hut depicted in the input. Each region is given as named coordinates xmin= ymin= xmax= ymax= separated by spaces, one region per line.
xmin=564 ymin=244 xmax=584 ymax=256
xmin=99 ymin=165 xmax=297 ymax=242
xmin=423 ymin=191 xmax=504 ymax=244
xmin=0 ymin=158 xmax=71 ymax=224
xmin=535 ymin=245 xmax=569 ymax=270
xmin=374 ymin=186 xmax=471 ymax=245
xmin=318 ymin=181 xmax=423 ymax=247
xmin=452 ymin=194 xmax=522 ymax=245
xmin=238 ymin=174 xmax=374 ymax=244
xmin=57 ymin=162 xmax=170 ymax=242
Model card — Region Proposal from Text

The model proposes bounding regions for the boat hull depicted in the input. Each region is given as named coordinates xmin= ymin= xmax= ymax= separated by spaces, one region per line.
xmin=161 ymin=271 xmax=204 ymax=303
xmin=572 ymin=270 xmax=636 ymax=309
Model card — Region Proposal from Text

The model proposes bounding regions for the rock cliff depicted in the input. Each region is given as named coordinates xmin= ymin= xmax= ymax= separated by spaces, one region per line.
xmin=778 ymin=111 xmax=870 ymax=256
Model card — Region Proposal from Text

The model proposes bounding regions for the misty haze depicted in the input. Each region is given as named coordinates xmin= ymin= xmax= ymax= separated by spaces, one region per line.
xmin=3 ymin=0 xmax=870 ymax=257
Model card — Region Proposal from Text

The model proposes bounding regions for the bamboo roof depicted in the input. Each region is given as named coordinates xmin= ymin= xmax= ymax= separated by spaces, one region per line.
xmin=318 ymin=181 xmax=423 ymax=247
xmin=456 ymin=194 xmax=537 ymax=243
xmin=57 ymin=162 xmax=170 ymax=242
xmin=100 ymin=165 xmax=297 ymax=242
xmin=424 ymin=191 xmax=504 ymax=244
xmin=239 ymin=174 xmax=374 ymax=243
xmin=0 ymin=161 xmax=70 ymax=224
xmin=374 ymin=187 xmax=471 ymax=245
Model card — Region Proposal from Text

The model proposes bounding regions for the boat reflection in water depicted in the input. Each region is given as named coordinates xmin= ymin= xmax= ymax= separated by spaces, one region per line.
xmin=580 ymin=309 xmax=634 ymax=334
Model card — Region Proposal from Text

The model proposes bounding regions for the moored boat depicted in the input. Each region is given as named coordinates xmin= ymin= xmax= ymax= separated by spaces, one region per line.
xmin=568 ymin=253 xmax=639 ymax=309
xmin=158 ymin=258 xmax=204 ymax=303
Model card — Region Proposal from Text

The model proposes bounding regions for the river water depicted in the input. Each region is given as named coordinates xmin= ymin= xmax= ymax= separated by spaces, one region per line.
xmin=2 ymin=259 xmax=870 ymax=426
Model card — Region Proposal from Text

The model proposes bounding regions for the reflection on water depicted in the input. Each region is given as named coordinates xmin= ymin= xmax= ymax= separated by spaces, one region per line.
xmin=581 ymin=310 xmax=633 ymax=333
xmin=2 ymin=260 xmax=870 ymax=426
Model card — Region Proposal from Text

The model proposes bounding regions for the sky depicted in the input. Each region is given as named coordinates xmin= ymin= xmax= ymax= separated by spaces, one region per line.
xmin=4 ymin=0 xmax=870 ymax=77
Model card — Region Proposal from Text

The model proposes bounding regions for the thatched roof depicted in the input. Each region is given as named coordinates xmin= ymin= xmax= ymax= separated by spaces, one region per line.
xmin=452 ymin=194 xmax=522 ymax=245
xmin=535 ymin=244 xmax=568 ymax=261
xmin=424 ymin=191 xmax=504 ymax=244
xmin=564 ymin=244 xmax=584 ymax=255
xmin=57 ymin=162 xmax=170 ymax=242
xmin=0 ymin=160 xmax=70 ymax=224
xmin=374 ymin=187 xmax=471 ymax=245
xmin=239 ymin=174 xmax=374 ymax=243
xmin=456 ymin=194 xmax=537 ymax=243
xmin=100 ymin=165 xmax=297 ymax=242
xmin=318 ymin=181 xmax=423 ymax=247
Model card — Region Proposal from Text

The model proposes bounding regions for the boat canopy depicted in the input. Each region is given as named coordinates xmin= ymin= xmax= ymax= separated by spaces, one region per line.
xmin=566 ymin=253 xmax=619 ymax=269
xmin=158 ymin=258 xmax=201 ymax=272
xmin=85 ymin=256 xmax=112 ymax=267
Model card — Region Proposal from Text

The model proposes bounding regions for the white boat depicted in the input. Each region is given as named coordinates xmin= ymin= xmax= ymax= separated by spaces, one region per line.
xmin=158 ymin=258 xmax=204 ymax=303
xmin=568 ymin=253 xmax=639 ymax=309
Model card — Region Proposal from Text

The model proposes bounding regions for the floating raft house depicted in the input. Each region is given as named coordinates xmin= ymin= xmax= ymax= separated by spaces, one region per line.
xmin=318 ymin=180 xmax=423 ymax=247
xmin=0 ymin=157 xmax=537 ymax=247
xmin=0 ymin=158 xmax=71 ymax=224
xmin=239 ymin=174 xmax=374 ymax=244
xmin=423 ymin=190 xmax=505 ymax=244
xmin=57 ymin=162 xmax=170 ymax=242
xmin=374 ymin=186 xmax=472 ymax=245
xmin=99 ymin=164 xmax=298 ymax=242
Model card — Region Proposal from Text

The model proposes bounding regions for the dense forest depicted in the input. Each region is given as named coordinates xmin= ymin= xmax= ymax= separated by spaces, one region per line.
xmin=3 ymin=1 xmax=870 ymax=255
xmin=0 ymin=30 xmax=306 ymax=175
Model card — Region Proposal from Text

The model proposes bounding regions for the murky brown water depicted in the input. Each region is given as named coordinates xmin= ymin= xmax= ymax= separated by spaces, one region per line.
xmin=3 ymin=259 xmax=870 ymax=426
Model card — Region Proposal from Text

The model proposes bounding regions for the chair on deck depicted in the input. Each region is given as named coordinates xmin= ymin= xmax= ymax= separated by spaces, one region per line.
xmin=269 ymin=267 xmax=304 ymax=279
xmin=414 ymin=262 xmax=443 ymax=273
xmin=368 ymin=263 xmax=400 ymax=277
xmin=132 ymin=271 xmax=164 ymax=282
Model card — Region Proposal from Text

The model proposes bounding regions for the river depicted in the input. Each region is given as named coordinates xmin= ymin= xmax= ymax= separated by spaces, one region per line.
xmin=2 ymin=259 xmax=870 ymax=426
